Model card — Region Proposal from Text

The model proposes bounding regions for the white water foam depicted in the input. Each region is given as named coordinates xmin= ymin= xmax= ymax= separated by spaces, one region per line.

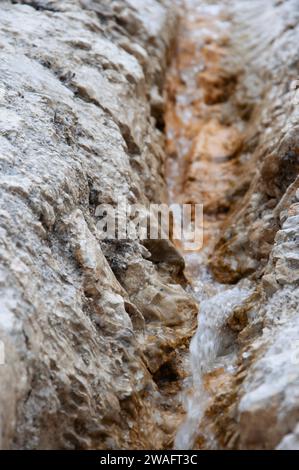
xmin=175 ymin=285 xmax=252 ymax=449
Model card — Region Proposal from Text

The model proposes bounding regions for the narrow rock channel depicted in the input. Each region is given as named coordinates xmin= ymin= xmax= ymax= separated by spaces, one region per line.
xmin=165 ymin=0 xmax=299 ymax=450
xmin=0 ymin=0 xmax=299 ymax=451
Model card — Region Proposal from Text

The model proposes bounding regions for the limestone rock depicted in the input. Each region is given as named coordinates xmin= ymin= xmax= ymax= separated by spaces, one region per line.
xmin=165 ymin=0 xmax=299 ymax=451
xmin=0 ymin=0 xmax=196 ymax=450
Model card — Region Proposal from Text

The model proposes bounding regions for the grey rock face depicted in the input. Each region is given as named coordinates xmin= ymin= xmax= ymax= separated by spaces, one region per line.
xmin=0 ymin=0 xmax=197 ymax=449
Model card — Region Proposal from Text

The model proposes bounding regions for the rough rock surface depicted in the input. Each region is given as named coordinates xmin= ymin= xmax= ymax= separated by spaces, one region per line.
xmin=0 ymin=0 xmax=197 ymax=449
xmin=163 ymin=0 xmax=299 ymax=451
xmin=208 ymin=0 xmax=299 ymax=450
xmin=173 ymin=0 xmax=299 ymax=451
xmin=1 ymin=0 xmax=299 ymax=451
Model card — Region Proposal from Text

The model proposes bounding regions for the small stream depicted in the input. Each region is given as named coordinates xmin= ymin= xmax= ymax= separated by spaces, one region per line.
xmin=165 ymin=0 xmax=254 ymax=449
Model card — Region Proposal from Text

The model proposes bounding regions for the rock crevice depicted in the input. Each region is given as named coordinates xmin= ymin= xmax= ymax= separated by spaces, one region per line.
xmin=0 ymin=0 xmax=197 ymax=450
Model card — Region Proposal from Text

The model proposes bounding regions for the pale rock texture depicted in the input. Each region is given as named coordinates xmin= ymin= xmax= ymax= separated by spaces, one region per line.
xmin=196 ymin=0 xmax=299 ymax=450
xmin=0 ymin=0 xmax=197 ymax=449
xmin=2 ymin=0 xmax=299 ymax=451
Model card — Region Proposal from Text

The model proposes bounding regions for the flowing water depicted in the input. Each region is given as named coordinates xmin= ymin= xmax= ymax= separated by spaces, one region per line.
xmin=165 ymin=0 xmax=254 ymax=449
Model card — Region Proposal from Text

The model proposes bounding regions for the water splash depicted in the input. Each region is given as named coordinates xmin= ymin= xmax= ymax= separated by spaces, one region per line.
xmin=164 ymin=0 xmax=255 ymax=449
xmin=175 ymin=286 xmax=252 ymax=450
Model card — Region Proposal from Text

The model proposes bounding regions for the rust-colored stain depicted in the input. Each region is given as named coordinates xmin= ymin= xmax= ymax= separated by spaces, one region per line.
xmin=164 ymin=0 xmax=251 ymax=448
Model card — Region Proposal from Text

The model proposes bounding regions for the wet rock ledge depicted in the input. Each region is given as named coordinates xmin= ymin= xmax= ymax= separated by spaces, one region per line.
xmin=0 ymin=0 xmax=197 ymax=449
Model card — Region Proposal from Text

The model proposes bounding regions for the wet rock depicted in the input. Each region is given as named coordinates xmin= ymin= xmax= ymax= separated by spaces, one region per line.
xmin=277 ymin=424 xmax=299 ymax=450
xmin=143 ymin=239 xmax=185 ymax=273
xmin=210 ymin=0 xmax=299 ymax=283
xmin=0 ymin=0 xmax=196 ymax=450
xmin=165 ymin=0 xmax=299 ymax=451
xmin=208 ymin=0 xmax=299 ymax=448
